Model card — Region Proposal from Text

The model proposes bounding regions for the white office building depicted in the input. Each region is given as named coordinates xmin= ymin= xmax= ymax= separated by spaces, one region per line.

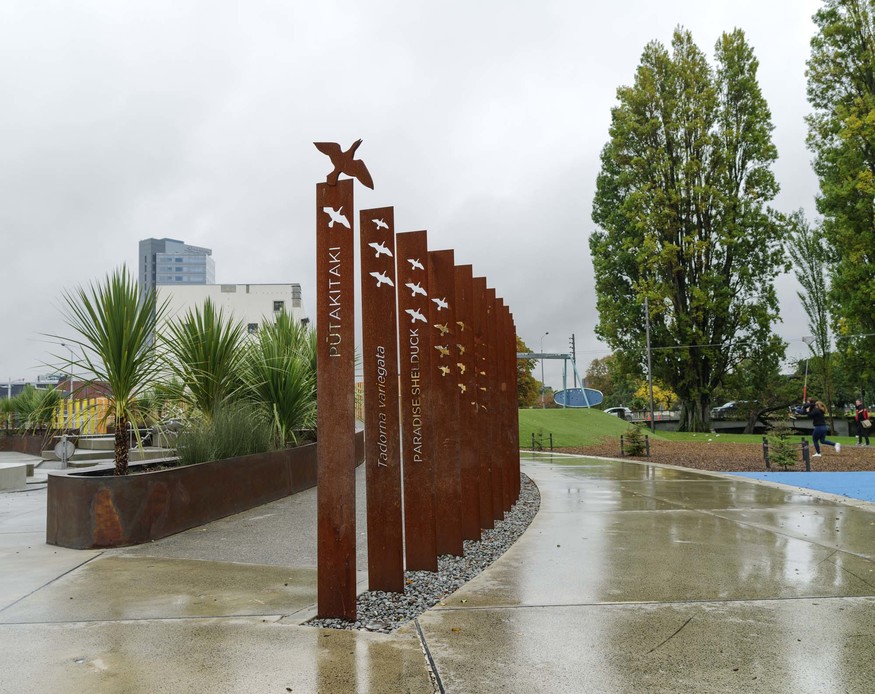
xmin=157 ymin=283 xmax=307 ymax=334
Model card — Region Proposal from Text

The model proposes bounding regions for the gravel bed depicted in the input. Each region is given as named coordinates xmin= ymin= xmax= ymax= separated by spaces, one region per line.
xmin=308 ymin=473 xmax=540 ymax=633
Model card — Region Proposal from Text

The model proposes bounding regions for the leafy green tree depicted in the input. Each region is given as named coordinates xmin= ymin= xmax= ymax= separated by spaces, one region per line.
xmin=516 ymin=336 xmax=540 ymax=407
xmin=163 ymin=298 xmax=246 ymax=420
xmin=590 ymin=27 xmax=788 ymax=431
xmin=807 ymin=0 xmax=875 ymax=381
xmin=787 ymin=211 xmax=836 ymax=428
xmin=59 ymin=266 xmax=167 ymax=475
xmin=586 ymin=354 xmax=641 ymax=408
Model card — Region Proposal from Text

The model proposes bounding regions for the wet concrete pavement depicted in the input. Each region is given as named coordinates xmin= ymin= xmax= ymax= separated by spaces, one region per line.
xmin=1 ymin=451 xmax=874 ymax=692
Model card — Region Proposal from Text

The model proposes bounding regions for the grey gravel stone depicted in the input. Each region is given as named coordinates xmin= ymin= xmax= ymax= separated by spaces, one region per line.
xmin=308 ymin=473 xmax=540 ymax=632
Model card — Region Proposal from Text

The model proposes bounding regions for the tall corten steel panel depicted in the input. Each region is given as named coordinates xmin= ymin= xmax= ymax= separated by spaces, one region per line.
xmin=498 ymin=302 xmax=515 ymax=511
xmin=316 ymin=178 xmax=357 ymax=620
xmin=507 ymin=312 xmax=520 ymax=501
xmin=360 ymin=206 xmax=404 ymax=593
xmin=485 ymin=287 xmax=504 ymax=522
xmin=454 ymin=264 xmax=480 ymax=540
xmin=472 ymin=276 xmax=493 ymax=531
xmin=428 ymin=249 xmax=463 ymax=556
xmin=486 ymin=289 xmax=504 ymax=520
xmin=396 ymin=230 xmax=437 ymax=572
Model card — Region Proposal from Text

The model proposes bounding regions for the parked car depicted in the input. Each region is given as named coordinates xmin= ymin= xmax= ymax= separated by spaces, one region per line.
xmin=710 ymin=401 xmax=751 ymax=419
xmin=604 ymin=406 xmax=633 ymax=419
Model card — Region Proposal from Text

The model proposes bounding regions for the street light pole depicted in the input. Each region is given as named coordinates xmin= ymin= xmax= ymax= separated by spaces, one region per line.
xmin=540 ymin=331 xmax=549 ymax=409
xmin=644 ymin=297 xmax=655 ymax=433
xmin=61 ymin=343 xmax=75 ymax=431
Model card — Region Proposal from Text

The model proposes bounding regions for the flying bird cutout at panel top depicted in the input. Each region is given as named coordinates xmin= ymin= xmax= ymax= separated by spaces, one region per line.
xmin=373 ymin=218 xmax=389 ymax=230
xmin=313 ymin=139 xmax=374 ymax=189
xmin=323 ymin=206 xmax=350 ymax=228
xmin=407 ymin=258 xmax=424 ymax=271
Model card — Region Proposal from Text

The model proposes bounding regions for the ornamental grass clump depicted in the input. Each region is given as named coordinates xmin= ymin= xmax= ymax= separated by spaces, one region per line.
xmin=175 ymin=402 xmax=275 ymax=467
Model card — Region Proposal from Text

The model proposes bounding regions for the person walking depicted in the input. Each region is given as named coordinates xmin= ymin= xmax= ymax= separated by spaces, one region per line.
xmin=854 ymin=399 xmax=871 ymax=446
xmin=801 ymin=399 xmax=841 ymax=457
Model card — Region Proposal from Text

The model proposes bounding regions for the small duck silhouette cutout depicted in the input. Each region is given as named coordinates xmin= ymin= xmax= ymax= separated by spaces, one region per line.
xmin=457 ymin=344 xmax=465 ymax=355
xmin=431 ymin=297 xmax=448 ymax=311
xmin=407 ymin=258 xmax=424 ymax=271
xmin=313 ymin=140 xmax=374 ymax=189
xmin=434 ymin=322 xmax=449 ymax=335
xmin=370 ymin=271 xmax=394 ymax=287
xmin=458 ymin=383 xmax=467 ymax=393
xmin=439 ymin=366 xmax=450 ymax=376
xmin=405 ymin=282 xmax=426 ymax=297
xmin=373 ymin=218 xmax=389 ymax=230
xmin=457 ymin=363 xmax=466 ymax=374
xmin=435 ymin=345 xmax=450 ymax=357
xmin=368 ymin=241 xmax=392 ymax=258
xmin=405 ymin=308 xmax=427 ymax=323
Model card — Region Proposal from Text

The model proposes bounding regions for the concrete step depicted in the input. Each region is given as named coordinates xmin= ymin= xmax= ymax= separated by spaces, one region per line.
xmin=41 ymin=447 xmax=175 ymax=464
xmin=77 ymin=436 xmax=115 ymax=451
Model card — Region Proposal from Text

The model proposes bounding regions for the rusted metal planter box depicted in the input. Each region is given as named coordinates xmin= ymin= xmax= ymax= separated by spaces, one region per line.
xmin=46 ymin=431 xmax=364 ymax=549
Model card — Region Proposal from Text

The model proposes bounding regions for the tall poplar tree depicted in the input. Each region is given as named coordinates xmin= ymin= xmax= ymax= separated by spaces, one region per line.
xmin=807 ymin=0 xmax=875 ymax=384
xmin=590 ymin=28 xmax=788 ymax=431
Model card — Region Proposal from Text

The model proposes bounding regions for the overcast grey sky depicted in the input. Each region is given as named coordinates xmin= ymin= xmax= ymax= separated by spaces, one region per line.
xmin=1 ymin=0 xmax=822 ymax=389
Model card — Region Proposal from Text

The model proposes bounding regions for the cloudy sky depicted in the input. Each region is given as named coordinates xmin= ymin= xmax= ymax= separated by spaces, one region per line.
xmin=1 ymin=0 xmax=823 ymax=389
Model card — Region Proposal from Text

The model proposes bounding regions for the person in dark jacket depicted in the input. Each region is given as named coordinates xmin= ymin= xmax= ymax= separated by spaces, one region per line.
xmin=854 ymin=399 xmax=871 ymax=446
xmin=801 ymin=400 xmax=841 ymax=457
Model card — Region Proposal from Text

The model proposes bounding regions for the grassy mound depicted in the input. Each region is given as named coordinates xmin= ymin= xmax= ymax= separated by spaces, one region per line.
xmin=518 ymin=408 xmax=633 ymax=448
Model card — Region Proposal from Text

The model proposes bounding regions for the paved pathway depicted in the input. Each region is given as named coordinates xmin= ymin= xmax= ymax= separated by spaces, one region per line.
xmin=1 ymin=452 xmax=874 ymax=692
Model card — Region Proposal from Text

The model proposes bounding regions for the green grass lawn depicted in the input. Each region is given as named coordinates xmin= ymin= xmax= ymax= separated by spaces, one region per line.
xmin=518 ymin=409 xmax=863 ymax=448
xmin=518 ymin=408 xmax=632 ymax=448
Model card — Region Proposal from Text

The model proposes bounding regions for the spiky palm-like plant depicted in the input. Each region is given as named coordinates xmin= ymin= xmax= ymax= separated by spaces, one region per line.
xmin=243 ymin=310 xmax=316 ymax=447
xmin=163 ymin=299 xmax=246 ymax=420
xmin=11 ymin=385 xmax=63 ymax=434
xmin=59 ymin=266 xmax=167 ymax=475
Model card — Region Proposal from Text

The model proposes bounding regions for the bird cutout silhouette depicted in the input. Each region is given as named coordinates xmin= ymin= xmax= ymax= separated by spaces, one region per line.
xmin=323 ymin=206 xmax=350 ymax=229
xmin=405 ymin=282 xmax=427 ymax=297
xmin=457 ymin=363 xmax=466 ymax=374
xmin=407 ymin=258 xmax=424 ymax=271
xmin=434 ymin=345 xmax=450 ymax=357
xmin=439 ymin=366 xmax=450 ymax=376
xmin=456 ymin=321 xmax=465 ymax=332
xmin=458 ymin=383 xmax=467 ymax=393
xmin=370 ymin=271 xmax=394 ymax=287
xmin=434 ymin=322 xmax=449 ymax=335
xmin=368 ymin=241 xmax=393 ymax=258
xmin=373 ymin=218 xmax=389 ymax=230
xmin=480 ymin=371 xmax=486 ymax=376
xmin=405 ymin=308 xmax=427 ymax=323
xmin=480 ymin=404 xmax=488 ymax=411
xmin=431 ymin=297 xmax=449 ymax=311
xmin=313 ymin=140 xmax=374 ymax=189
xmin=457 ymin=344 xmax=465 ymax=355
xmin=479 ymin=387 xmax=487 ymax=392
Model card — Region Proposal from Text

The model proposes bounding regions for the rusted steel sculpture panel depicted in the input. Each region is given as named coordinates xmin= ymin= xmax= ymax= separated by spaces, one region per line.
xmin=316 ymin=178 xmax=357 ymax=620
xmin=360 ymin=206 xmax=404 ymax=592
xmin=471 ymin=276 xmax=493 ymax=531
xmin=396 ymin=230 xmax=438 ymax=571
xmin=486 ymin=288 xmax=504 ymax=521
xmin=454 ymin=264 xmax=480 ymax=540
xmin=498 ymin=301 xmax=514 ymax=511
xmin=428 ymin=249 xmax=463 ymax=556
xmin=509 ymin=313 xmax=521 ymax=501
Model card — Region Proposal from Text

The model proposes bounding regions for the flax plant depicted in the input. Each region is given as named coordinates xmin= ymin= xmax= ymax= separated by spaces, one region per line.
xmin=163 ymin=299 xmax=246 ymax=420
xmin=58 ymin=266 xmax=167 ymax=475
xmin=242 ymin=310 xmax=316 ymax=447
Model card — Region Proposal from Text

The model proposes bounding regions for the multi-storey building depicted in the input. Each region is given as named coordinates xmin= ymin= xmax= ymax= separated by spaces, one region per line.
xmin=138 ymin=238 xmax=215 ymax=297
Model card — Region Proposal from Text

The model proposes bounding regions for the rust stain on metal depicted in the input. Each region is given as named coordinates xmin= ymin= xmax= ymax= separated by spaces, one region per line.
xmin=316 ymin=178 xmax=357 ymax=620
xmin=454 ymin=264 xmax=480 ymax=540
xmin=397 ymin=230 xmax=438 ymax=571
xmin=428 ymin=249 xmax=463 ymax=556
xmin=360 ymin=206 xmax=404 ymax=592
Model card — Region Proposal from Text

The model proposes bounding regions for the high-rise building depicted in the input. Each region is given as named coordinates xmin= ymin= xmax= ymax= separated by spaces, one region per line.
xmin=138 ymin=238 xmax=215 ymax=297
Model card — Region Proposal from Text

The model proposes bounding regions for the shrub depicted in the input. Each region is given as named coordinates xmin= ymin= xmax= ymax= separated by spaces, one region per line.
xmin=624 ymin=424 xmax=646 ymax=456
xmin=767 ymin=419 xmax=797 ymax=469
xmin=175 ymin=402 xmax=275 ymax=467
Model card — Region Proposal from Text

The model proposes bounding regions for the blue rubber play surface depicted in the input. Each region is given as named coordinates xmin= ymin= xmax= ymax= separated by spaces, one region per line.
xmin=730 ymin=471 xmax=875 ymax=504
